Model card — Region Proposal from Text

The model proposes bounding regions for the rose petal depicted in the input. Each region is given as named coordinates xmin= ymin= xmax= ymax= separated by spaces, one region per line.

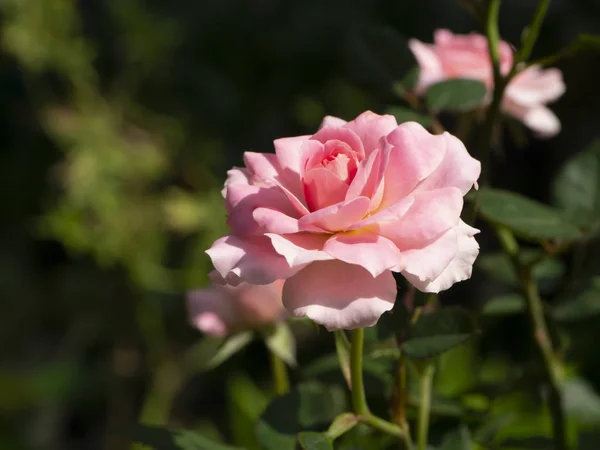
xmin=282 ymin=260 xmax=397 ymax=331
xmin=226 ymin=183 xmax=297 ymax=235
xmin=324 ymin=231 xmax=401 ymax=277
xmin=345 ymin=147 xmax=389 ymax=212
xmin=344 ymin=111 xmax=397 ymax=156
xmin=252 ymin=207 xmax=301 ymax=234
xmin=399 ymin=226 xmax=457 ymax=285
xmin=303 ymin=166 xmax=351 ymax=211
xmin=320 ymin=115 xmax=348 ymax=128
xmin=412 ymin=132 xmax=481 ymax=195
xmin=380 ymin=187 xmax=463 ymax=248
xmin=311 ymin=127 xmax=365 ymax=160
xmin=402 ymin=220 xmax=479 ymax=292
xmin=222 ymin=167 xmax=250 ymax=197
xmin=505 ymin=66 xmax=565 ymax=107
xmin=206 ymin=235 xmax=300 ymax=285
xmin=380 ymin=122 xmax=446 ymax=208
xmin=266 ymin=232 xmax=333 ymax=267
xmin=408 ymin=39 xmax=444 ymax=92
xmin=347 ymin=196 xmax=414 ymax=231
xmin=193 ymin=312 xmax=229 ymax=336
xmin=299 ymin=196 xmax=370 ymax=232
xmin=521 ymin=106 xmax=561 ymax=138
xmin=243 ymin=152 xmax=281 ymax=182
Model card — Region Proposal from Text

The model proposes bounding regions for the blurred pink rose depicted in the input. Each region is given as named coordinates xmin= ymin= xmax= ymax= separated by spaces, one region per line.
xmin=187 ymin=273 xmax=285 ymax=336
xmin=206 ymin=111 xmax=480 ymax=331
xmin=409 ymin=29 xmax=565 ymax=137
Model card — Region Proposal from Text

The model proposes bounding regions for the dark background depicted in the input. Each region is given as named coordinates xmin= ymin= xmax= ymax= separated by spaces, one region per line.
xmin=1 ymin=0 xmax=600 ymax=449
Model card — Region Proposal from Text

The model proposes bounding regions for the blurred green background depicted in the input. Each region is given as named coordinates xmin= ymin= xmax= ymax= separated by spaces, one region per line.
xmin=2 ymin=0 xmax=600 ymax=449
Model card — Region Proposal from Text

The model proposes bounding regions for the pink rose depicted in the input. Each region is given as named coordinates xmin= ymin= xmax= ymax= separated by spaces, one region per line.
xmin=409 ymin=29 xmax=514 ymax=91
xmin=409 ymin=29 xmax=565 ymax=137
xmin=187 ymin=273 xmax=285 ymax=336
xmin=206 ymin=111 xmax=481 ymax=331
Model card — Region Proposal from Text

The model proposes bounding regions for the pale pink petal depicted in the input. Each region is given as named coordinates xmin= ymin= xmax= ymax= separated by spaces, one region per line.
xmin=408 ymin=39 xmax=444 ymax=91
xmin=324 ymin=232 xmax=401 ymax=277
xmin=345 ymin=147 xmax=390 ymax=212
xmin=320 ymin=116 xmax=348 ymax=128
xmin=243 ymin=152 xmax=281 ymax=182
xmin=344 ymin=111 xmax=398 ymax=156
xmin=266 ymin=232 xmax=333 ymax=267
xmin=412 ymin=132 xmax=481 ymax=195
xmin=206 ymin=235 xmax=300 ymax=285
xmin=282 ymin=260 xmax=397 ymax=331
xmin=380 ymin=187 xmax=463 ymax=248
xmin=503 ymin=100 xmax=561 ymax=138
xmin=273 ymin=136 xmax=310 ymax=180
xmin=222 ymin=167 xmax=250 ymax=197
xmin=311 ymin=127 xmax=365 ymax=159
xmin=380 ymin=122 xmax=447 ymax=208
xmin=303 ymin=167 xmax=351 ymax=211
xmin=252 ymin=207 xmax=301 ymax=234
xmin=225 ymin=184 xmax=297 ymax=235
xmin=194 ymin=312 xmax=229 ymax=336
xmin=406 ymin=220 xmax=479 ymax=292
xmin=348 ymin=196 xmax=414 ymax=231
xmin=521 ymin=106 xmax=561 ymax=138
xmin=187 ymin=288 xmax=233 ymax=336
xmin=505 ymin=66 xmax=565 ymax=107
xmin=298 ymin=196 xmax=370 ymax=232
xmin=399 ymin=226 xmax=458 ymax=287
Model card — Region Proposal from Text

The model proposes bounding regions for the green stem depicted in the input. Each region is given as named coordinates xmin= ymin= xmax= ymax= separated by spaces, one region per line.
xmin=345 ymin=328 xmax=412 ymax=448
xmin=476 ymin=0 xmax=505 ymax=186
xmin=350 ymin=328 xmax=369 ymax=415
xmin=495 ymin=227 xmax=568 ymax=450
xmin=417 ymin=364 xmax=435 ymax=450
xmin=269 ymin=348 xmax=290 ymax=396
xmin=516 ymin=0 xmax=552 ymax=64
xmin=392 ymin=353 xmax=408 ymax=427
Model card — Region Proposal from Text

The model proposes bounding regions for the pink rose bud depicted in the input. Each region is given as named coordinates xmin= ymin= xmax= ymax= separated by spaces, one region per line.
xmin=187 ymin=273 xmax=286 ymax=336
xmin=206 ymin=112 xmax=481 ymax=331
xmin=409 ymin=29 xmax=565 ymax=138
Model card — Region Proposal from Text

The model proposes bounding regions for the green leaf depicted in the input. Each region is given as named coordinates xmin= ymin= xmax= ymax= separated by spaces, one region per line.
xmin=440 ymin=425 xmax=472 ymax=450
xmin=185 ymin=332 xmax=254 ymax=373
xmin=477 ymin=188 xmax=582 ymax=241
xmin=333 ymin=331 xmax=352 ymax=388
xmin=325 ymin=413 xmax=358 ymax=440
xmin=297 ymin=432 xmax=333 ymax=450
xmin=553 ymin=288 xmax=600 ymax=321
xmin=227 ymin=373 xmax=269 ymax=450
xmin=563 ymin=377 xmax=600 ymax=426
xmin=552 ymin=139 xmax=600 ymax=228
xmin=401 ymin=308 xmax=478 ymax=359
xmin=121 ymin=425 xmax=244 ymax=450
xmin=481 ymin=294 xmax=525 ymax=316
xmin=256 ymin=383 xmax=348 ymax=450
xmin=263 ymin=322 xmax=297 ymax=367
xmin=385 ymin=106 xmax=432 ymax=127
xmin=426 ymin=79 xmax=487 ymax=112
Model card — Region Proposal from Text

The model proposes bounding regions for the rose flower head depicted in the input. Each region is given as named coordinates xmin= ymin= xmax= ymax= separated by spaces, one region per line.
xmin=207 ymin=112 xmax=481 ymax=331
xmin=409 ymin=29 xmax=565 ymax=137
xmin=187 ymin=272 xmax=285 ymax=336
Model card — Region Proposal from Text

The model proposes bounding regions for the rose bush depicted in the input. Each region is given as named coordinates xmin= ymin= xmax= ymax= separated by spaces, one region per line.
xmin=409 ymin=29 xmax=565 ymax=137
xmin=187 ymin=273 xmax=285 ymax=336
xmin=206 ymin=112 xmax=480 ymax=330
